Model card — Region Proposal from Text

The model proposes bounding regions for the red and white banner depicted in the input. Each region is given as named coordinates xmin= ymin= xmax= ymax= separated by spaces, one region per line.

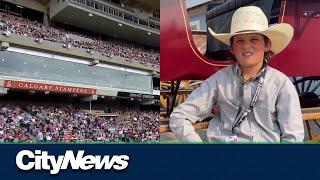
xmin=4 ymin=80 xmax=97 ymax=95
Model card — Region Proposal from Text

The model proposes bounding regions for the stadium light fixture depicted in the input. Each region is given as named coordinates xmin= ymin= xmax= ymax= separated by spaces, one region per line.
xmin=35 ymin=38 xmax=43 ymax=44
xmin=89 ymin=59 xmax=99 ymax=66
xmin=88 ymin=13 xmax=93 ymax=17
xmin=118 ymin=23 xmax=122 ymax=27
xmin=0 ymin=42 xmax=9 ymax=51
xmin=147 ymin=32 xmax=151 ymax=35
xmin=87 ymin=49 xmax=94 ymax=54
xmin=29 ymin=91 xmax=36 ymax=95
xmin=4 ymin=30 xmax=11 ymax=37
xmin=16 ymin=5 xmax=24 ymax=9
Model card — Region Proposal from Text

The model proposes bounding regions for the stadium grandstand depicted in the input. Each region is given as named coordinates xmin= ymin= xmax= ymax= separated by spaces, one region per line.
xmin=0 ymin=0 xmax=160 ymax=142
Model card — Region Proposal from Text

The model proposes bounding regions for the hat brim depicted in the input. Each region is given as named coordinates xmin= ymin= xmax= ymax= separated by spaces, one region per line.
xmin=208 ymin=23 xmax=293 ymax=54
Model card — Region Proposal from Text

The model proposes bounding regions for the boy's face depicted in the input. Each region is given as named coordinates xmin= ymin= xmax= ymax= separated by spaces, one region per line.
xmin=230 ymin=33 xmax=271 ymax=69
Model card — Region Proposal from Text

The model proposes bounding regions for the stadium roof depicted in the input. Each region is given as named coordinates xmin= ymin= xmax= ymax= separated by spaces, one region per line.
xmin=35 ymin=0 xmax=159 ymax=12
xmin=186 ymin=0 xmax=212 ymax=9
xmin=121 ymin=0 xmax=159 ymax=12
xmin=33 ymin=0 xmax=160 ymax=47
xmin=51 ymin=5 xmax=159 ymax=47
xmin=35 ymin=0 xmax=50 ymax=6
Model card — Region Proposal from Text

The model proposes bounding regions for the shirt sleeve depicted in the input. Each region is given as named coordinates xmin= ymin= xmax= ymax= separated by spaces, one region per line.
xmin=169 ymin=76 xmax=218 ymax=142
xmin=276 ymin=78 xmax=305 ymax=142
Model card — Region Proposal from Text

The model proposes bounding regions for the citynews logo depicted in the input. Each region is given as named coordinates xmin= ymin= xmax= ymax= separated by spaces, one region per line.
xmin=16 ymin=150 xmax=129 ymax=175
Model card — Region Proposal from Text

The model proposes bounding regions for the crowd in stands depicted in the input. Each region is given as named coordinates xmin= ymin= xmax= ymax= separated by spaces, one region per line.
xmin=0 ymin=105 xmax=33 ymax=142
xmin=0 ymin=12 xmax=160 ymax=66
xmin=0 ymin=103 xmax=159 ymax=142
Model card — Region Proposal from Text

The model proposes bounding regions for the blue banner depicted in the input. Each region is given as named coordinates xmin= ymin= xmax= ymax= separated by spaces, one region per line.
xmin=0 ymin=144 xmax=317 ymax=179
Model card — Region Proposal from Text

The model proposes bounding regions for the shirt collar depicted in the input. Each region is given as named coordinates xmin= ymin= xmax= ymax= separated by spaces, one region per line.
xmin=233 ymin=62 xmax=267 ymax=81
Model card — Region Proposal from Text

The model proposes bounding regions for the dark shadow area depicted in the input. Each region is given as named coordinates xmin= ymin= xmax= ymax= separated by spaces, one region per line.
xmin=205 ymin=0 xmax=281 ymax=61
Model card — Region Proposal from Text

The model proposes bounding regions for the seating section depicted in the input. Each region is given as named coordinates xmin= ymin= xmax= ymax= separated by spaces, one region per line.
xmin=0 ymin=12 xmax=160 ymax=67
xmin=0 ymin=103 xmax=159 ymax=142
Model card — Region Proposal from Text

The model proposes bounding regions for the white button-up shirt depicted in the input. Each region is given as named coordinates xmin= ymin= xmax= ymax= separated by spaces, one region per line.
xmin=169 ymin=64 xmax=304 ymax=142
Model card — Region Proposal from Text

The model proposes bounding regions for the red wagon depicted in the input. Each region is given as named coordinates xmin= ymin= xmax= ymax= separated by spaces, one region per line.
xmin=160 ymin=0 xmax=320 ymax=141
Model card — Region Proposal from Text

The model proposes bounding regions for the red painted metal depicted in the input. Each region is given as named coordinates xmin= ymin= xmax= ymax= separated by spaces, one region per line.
xmin=160 ymin=0 xmax=229 ymax=81
xmin=161 ymin=0 xmax=320 ymax=81
xmin=270 ymin=0 xmax=320 ymax=76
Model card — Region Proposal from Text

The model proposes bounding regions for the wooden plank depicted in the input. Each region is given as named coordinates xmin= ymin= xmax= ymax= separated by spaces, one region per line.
xmin=160 ymin=125 xmax=171 ymax=133
xmin=303 ymin=113 xmax=320 ymax=120
xmin=306 ymin=135 xmax=320 ymax=142
xmin=160 ymin=90 xmax=193 ymax=95
xmin=160 ymin=122 xmax=209 ymax=133
xmin=302 ymin=107 xmax=320 ymax=111
xmin=160 ymin=118 xmax=169 ymax=122
xmin=160 ymin=107 xmax=320 ymax=133
xmin=160 ymin=112 xmax=167 ymax=115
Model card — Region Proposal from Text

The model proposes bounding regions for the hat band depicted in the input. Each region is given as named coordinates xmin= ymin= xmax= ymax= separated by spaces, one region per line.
xmin=234 ymin=30 xmax=259 ymax=33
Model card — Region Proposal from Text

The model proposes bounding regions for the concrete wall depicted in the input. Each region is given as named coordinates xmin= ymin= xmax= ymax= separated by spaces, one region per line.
xmin=0 ymin=32 xmax=159 ymax=72
xmin=187 ymin=4 xmax=207 ymax=31
xmin=189 ymin=13 xmax=206 ymax=31
xmin=48 ymin=0 xmax=69 ymax=18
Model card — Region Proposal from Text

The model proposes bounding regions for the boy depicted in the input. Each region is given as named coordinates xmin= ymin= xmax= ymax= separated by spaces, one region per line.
xmin=169 ymin=6 xmax=304 ymax=142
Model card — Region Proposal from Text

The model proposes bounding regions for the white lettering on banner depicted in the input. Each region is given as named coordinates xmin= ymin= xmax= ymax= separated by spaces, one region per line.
xmin=6 ymin=80 xmax=12 ymax=87
xmin=16 ymin=150 xmax=129 ymax=175
xmin=4 ymin=80 xmax=96 ymax=95
xmin=129 ymin=93 xmax=142 ymax=98
xmin=142 ymin=95 xmax=154 ymax=99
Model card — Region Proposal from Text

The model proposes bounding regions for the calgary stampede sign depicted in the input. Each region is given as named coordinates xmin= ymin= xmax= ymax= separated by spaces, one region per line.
xmin=4 ymin=80 xmax=97 ymax=95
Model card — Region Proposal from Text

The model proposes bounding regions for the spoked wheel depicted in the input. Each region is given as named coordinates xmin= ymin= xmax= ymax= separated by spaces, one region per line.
xmin=291 ymin=76 xmax=320 ymax=142
xmin=160 ymin=80 xmax=203 ymax=109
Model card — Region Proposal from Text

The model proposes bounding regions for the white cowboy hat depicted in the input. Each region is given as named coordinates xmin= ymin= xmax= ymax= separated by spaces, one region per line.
xmin=208 ymin=6 xmax=293 ymax=54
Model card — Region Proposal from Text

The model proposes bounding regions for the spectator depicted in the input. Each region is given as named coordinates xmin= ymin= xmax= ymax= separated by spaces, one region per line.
xmin=0 ymin=12 xmax=160 ymax=66
xmin=0 ymin=103 xmax=159 ymax=143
